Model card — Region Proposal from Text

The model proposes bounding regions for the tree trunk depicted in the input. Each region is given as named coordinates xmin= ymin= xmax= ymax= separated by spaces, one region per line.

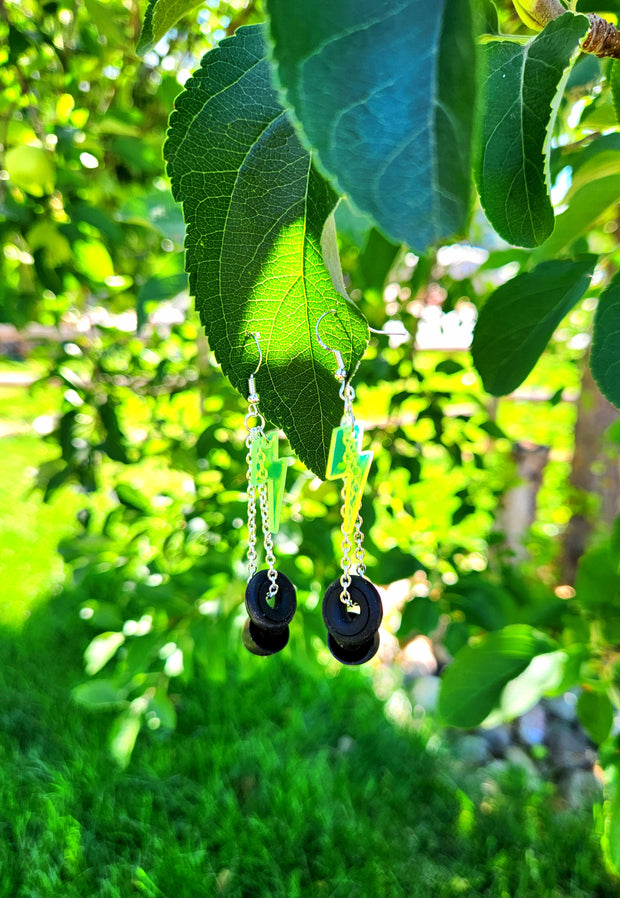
xmin=562 ymin=363 xmax=620 ymax=584
xmin=499 ymin=442 xmax=550 ymax=562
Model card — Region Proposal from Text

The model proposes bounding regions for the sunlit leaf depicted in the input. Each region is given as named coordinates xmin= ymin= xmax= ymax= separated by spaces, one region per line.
xmin=84 ymin=632 xmax=125 ymax=676
xmin=438 ymin=624 xmax=556 ymax=728
xmin=604 ymin=761 xmax=620 ymax=875
xmin=73 ymin=240 xmax=115 ymax=282
xmin=537 ymin=153 xmax=620 ymax=259
xmin=115 ymin=482 xmax=152 ymax=514
xmin=5 ymin=145 xmax=55 ymax=197
xmin=137 ymin=0 xmax=204 ymax=55
xmin=482 ymin=650 xmax=567 ymax=728
xmin=109 ymin=710 xmax=141 ymax=768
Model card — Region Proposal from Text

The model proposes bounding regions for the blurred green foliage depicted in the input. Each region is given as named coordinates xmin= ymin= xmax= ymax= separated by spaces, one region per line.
xmin=3 ymin=0 xmax=620 ymax=882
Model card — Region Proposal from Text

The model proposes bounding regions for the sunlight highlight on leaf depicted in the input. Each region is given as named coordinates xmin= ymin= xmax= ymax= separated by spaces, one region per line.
xmin=164 ymin=24 xmax=368 ymax=477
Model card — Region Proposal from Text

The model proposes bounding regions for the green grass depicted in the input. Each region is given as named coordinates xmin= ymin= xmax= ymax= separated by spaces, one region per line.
xmin=0 ymin=371 xmax=618 ymax=898
xmin=0 ymin=597 xmax=615 ymax=898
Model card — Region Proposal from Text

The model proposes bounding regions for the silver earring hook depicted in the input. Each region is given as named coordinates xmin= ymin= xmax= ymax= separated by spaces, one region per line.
xmin=244 ymin=331 xmax=262 ymax=377
xmin=316 ymin=309 xmax=347 ymax=381
xmin=243 ymin=331 xmax=262 ymax=398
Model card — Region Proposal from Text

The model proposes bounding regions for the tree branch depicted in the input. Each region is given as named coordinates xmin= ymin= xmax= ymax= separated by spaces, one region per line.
xmin=514 ymin=0 xmax=620 ymax=59
xmin=582 ymin=14 xmax=620 ymax=59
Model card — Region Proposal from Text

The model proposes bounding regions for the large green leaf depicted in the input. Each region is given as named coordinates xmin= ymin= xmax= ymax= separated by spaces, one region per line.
xmin=471 ymin=257 xmax=596 ymax=396
xmin=438 ymin=624 xmax=555 ymax=728
xmin=266 ymin=0 xmax=475 ymax=252
xmin=577 ymin=689 xmax=614 ymax=745
xmin=592 ymin=271 xmax=620 ymax=410
xmin=164 ymin=25 xmax=368 ymax=477
xmin=137 ymin=0 xmax=204 ymax=55
xmin=482 ymin=650 xmax=567 ymax=728
xmin=574 ymin=543 xmax=620 ymax=611
xmin=476 ymin=13 xmax=588 ymax=247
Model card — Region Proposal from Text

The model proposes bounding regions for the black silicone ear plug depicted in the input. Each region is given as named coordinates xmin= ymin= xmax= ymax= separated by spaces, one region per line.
xmin=242 ymin=618 xmax=289 ymax=656
xmin=245 ymin=570 xmax=297 ymax=631
xmin=326 ymin=631 xmax=380 ymax=665
xmin=322 ymin=575 xmax=382 ymax=647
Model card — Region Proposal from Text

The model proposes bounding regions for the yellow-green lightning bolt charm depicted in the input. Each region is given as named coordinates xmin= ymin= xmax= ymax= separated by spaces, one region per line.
xmin=249 ymin=432 xmax=294 ymax=533
xmin=326 ymin=424 xmax=373 ymax=533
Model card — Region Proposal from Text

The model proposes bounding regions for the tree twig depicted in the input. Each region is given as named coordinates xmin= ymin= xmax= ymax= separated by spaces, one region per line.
xmin=514 ymin=0 xmax=620 ymax=59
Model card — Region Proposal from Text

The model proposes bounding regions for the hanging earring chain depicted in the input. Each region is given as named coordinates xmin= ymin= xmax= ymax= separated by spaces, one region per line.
xmin=337 ymin=408 xmax=368 ymax=607
xmin=257 ymin=461 xmax=279 ymax=599
xmin=316 ymin=310 xmax=370 ymax=609
xmin=245 ymin=418 xmax=279 ymax=598
xmin=244 ymin=369 xmax=262 ymax=582
xmin=244 ymin=350 xmax=279 ymax=599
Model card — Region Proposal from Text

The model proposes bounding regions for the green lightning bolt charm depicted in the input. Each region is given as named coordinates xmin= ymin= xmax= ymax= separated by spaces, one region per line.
xmin=326 ymin=424 xmax=373 ymax=533
xmin=249 ymin=432 xmax=293 ymax=533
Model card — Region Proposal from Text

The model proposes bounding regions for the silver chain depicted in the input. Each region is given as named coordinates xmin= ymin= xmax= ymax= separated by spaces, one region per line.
xmin=339 ymin=477 xmax=354 ymax=607
xmin=258 ymin=480 xmax=279 ymax=598
xmin=245 ymin=436 xmax=259 ymax=580
xmin=317 ymin=315 xmax=366 ymax=608
xmin=244 ymin=379 xmax=278 ymax=598
xmin=338 ymin=379 xmax=360 ymax=608
xmin=353 ymin=512 xmax=366 ymax=577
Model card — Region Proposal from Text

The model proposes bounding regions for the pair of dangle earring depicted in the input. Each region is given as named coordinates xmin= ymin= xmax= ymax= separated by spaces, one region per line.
xmin=241 ymin=333 xmax=297 ymax=656
xmin=240 ymin=322 xmax=382 ymax=667
xmin=318 ymin=311 xmax=383 ymax=665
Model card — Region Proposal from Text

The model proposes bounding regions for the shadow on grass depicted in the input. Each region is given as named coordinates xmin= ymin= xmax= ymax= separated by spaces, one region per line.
xmin=0 ymin=573 xmax=616 ymax=898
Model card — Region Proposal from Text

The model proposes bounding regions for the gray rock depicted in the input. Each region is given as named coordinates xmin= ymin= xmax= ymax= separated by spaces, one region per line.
xmin=518 ymin=704 xmax=547 ymax=746
xmin=505 ymin=745 xmax=541 ymax=787
xmin=410 ymin=675 xmax=441 ymax=714
xmin=480 ymin=725 xmax=511 ymax=758
xmin=546 ymin=718 xmax=594 ymax=770
xmin=456 ymin=734 xmax=491 ymax=767
xmin=545 ymin=692 xmax=578 ymax=724
xmin=486 ymin=758 xmax=510 ymax=779
xmin=558 ymin=768 xmax=602 ymax=807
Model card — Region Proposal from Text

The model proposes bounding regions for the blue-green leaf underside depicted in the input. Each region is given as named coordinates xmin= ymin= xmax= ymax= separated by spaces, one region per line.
xmin=137 ymin=0 xmax=205 ymax=55
xmin=476 ymin=13 xmax=589 ymax=248
xmin=591 ymin=271 xmax=620 ymax=410
xmin=472 ymin=257 xmax=596 ymax=396
xmin=164 ymin=24 xmax=368 ymax=478
xmin=266 ymin=0 xmax=475 ymax=253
